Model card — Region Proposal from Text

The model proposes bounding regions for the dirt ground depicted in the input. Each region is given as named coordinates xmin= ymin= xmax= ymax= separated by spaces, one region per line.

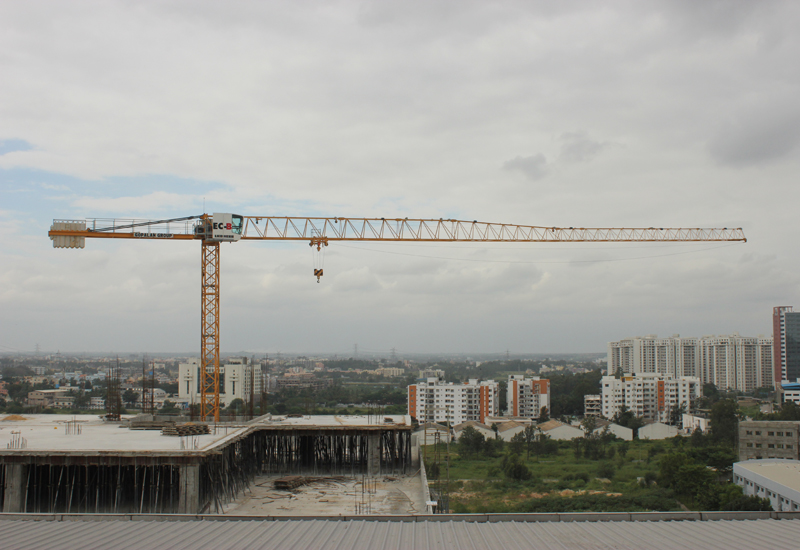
xmin=223 ymin=473 xmax=427 ymax=516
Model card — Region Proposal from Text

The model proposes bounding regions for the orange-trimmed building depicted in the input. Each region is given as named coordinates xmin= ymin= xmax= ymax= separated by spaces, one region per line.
xmin=507 ymin=374 xmax=550 ymax=418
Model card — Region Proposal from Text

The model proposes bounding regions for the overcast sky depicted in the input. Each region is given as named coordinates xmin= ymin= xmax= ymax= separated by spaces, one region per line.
xmin=1 ymin=1 xmax=799 ymax=356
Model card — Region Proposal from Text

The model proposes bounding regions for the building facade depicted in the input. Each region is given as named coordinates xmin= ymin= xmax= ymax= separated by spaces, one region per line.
xmin=600 ymin=373 xmax=701 ymax=423
xmin=774 ymin=306 xmax=800 ymax=385
xmin=739 ymin=421 xmax=800 ymax=461
xmin=507 ymin=375 xmax=550 ymax=418
xmin=608 ymin=334 xmax=773 ymax=391
xmin=407 ymin=378 xmax=499 ymax=425
xmin=734 ymin=459 xmax=800 ymax=512
xmin=584 ymin=394 xmax=602 ymax=417
xmin=178 ymin=357 xmax=263 ymax=407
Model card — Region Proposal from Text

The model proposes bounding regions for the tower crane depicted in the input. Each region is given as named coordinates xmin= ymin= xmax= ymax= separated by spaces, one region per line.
xmin=49 ymin=213 xmax=747 ymax=421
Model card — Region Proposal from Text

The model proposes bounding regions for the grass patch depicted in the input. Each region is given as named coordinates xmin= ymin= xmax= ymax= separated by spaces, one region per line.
xmin=425 ymin=439 xmax=682 ymax=513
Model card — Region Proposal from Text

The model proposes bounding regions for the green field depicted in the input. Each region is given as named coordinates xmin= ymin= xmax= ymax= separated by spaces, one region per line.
xmin=423 ymin=439 xmax=686 ymax=513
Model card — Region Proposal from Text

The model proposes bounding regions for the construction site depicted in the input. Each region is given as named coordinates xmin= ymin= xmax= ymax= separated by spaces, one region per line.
xmin=0 ymin=414 xmax=419 ymax=515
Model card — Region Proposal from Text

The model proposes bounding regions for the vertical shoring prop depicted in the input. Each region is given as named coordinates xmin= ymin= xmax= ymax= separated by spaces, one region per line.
xmin=200 ymin=240 xmax=221 ymax=422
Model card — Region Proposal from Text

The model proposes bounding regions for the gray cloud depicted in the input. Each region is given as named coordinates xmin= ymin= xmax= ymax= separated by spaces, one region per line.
xmin=502 ymin=154 xmax=548 ymax=181
xmin=708 ymin=110 xmax=800 ymax=167
xmin=559 ymin=132 xmax=606 ymax=164
xmin=1 ymin=2 xmax=799 ymax=354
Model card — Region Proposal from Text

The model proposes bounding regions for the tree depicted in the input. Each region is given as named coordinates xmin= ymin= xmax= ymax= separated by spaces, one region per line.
xmin=778 ymin=401 xmax=800 ymax=421
xmin=596 ymin=461 xmax=615 ymax=480
xmin=458 ymin=426 xmax=485 ymax=458
xmin=74 ymin=393 xmax=90 ymax=410
xmin=160 ymin=400 xmax=179 ymax=414
xmin=669 ymin=402 xmax=686 ymax=427
xmin=122 ymin=389 xmax=139 ymax=408
xmin=524 ymin=425 xmax=536 ymax=458
xmin=538 ymin=406 xmax=549 ymax=424
xmin=509 ymin=431 xmax=525 ymax=455
xmin=580 ymin=416 xmax=597 ymax=437
xmin=502 ymin=454 xmax=531 ymax=481
xmin=710 ymin=399 xmax=738 ymax=447
xmin=226 ymin=398 xmax=245 ymax=416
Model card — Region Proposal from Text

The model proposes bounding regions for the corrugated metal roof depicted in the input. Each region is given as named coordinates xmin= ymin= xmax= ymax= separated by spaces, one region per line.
xmin=1 ymin=517 xmax=800 ymax=550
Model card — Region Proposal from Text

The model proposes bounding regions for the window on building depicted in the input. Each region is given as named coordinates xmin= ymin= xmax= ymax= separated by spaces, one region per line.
xmin=787 ymin=445 xmax=794 ymax=449
xmin=769 ymin=444 xmax=775 ymax=448
xmin=769 ymin=432 xmax=774 ymax=436
xmin=746 ymin=430 xmax=753 ymax=435
xmin=756 ymin=444 xmax=762 ymax=448
xmin=787 ymin=432 xmax=794 ymax=437
xmin=755 ymin=431 xmax=762 ymax=435
xmin=747 ymin=443 xmax=753 ymax=448
xmin=777 ymin=432 xmax=784 ymax=436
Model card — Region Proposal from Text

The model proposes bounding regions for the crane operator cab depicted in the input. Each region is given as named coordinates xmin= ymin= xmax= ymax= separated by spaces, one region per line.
xmin=195 ymin=213 xmax=244 ymax=242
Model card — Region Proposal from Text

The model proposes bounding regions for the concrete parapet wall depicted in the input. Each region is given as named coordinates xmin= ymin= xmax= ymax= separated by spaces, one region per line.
xmin=1 ymin=511 xmax=800 ymax=522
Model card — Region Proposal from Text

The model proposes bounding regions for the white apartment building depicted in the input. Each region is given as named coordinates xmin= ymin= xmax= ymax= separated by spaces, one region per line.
xmin=507 ymin=375 xmax=550 ymax=418
xmin=608 ymin=334 xmax=773 ymax=391
xmin=608 ymin=335 xmax=700 ymax=378
xmin=600 ymin=374 xmax=701 ymax=423
xmin=408 ymin=378 xmax=499 ymax=425
xmin=179 ymin=357 xmax=263 ymax=407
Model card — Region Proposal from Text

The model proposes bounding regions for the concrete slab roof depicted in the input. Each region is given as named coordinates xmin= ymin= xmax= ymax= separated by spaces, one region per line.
xmin=736 ymin=460 xmax=800 ymax=494
xmin=0 ymin=414 xmax=411 ymax=456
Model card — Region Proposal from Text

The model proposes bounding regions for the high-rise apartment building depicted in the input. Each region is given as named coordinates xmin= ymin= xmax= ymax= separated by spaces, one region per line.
xmin=774 ymin=306 xmax=800 ymax=384
xmin=179 ymin=357 xmax=263 ymax=407
xmin=607 ymin=335 xmax=700 ymax=378
xmin=408 ymin=378 xmax=499 ymax=425
xmin=608 ymin=334 xmax=773 ymax=391
xmin=507 ymin=375 xmax=550 ymax=418
xmin=600 ymin=373 xmax=701 ymax=423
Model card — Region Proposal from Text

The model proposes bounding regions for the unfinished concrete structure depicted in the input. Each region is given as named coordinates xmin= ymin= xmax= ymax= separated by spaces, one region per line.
xmin=0 ymin=414 xmax=412 ymax=514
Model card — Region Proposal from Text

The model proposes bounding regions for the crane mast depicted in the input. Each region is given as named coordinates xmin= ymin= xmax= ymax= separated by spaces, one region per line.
xmin=49 ymin=214 xmax=747 ymax=421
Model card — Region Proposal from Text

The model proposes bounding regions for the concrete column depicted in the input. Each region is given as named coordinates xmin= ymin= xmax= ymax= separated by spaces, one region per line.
xmin=178 ymin=464 xmax=200 ymax=514
xmin=3 ymin=463 xmax=27 ymax=513
xmin=367 ymin=433 xmax=381 ymax=476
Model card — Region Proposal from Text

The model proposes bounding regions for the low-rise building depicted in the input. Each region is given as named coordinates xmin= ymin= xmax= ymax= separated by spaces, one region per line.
xmin=452 ymin=421 xmax=495 ymax=441
xmin=496 ymin=420 xmax=527 ymax=441
xmin=53 ymin=395 xmax=75 ymax=409
xmin=537 ymin=420 xmax=584 ymax=441
xmin=593 ymin=419 xmax=633 ymax=441
xmin=638 ymin=421 xmax=678 ymax=440
xmin=733 ymin=459 xmax=800 ymax=511
xmin=27 ymin=388 xmax=76 ymax=408
xmin=739 ymin=421 xmax=800 ymax=461
xmin=682 ymin=413 xmax=710 ymax=433
xmin=413 ymin=422 xmax=452 ymax=445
